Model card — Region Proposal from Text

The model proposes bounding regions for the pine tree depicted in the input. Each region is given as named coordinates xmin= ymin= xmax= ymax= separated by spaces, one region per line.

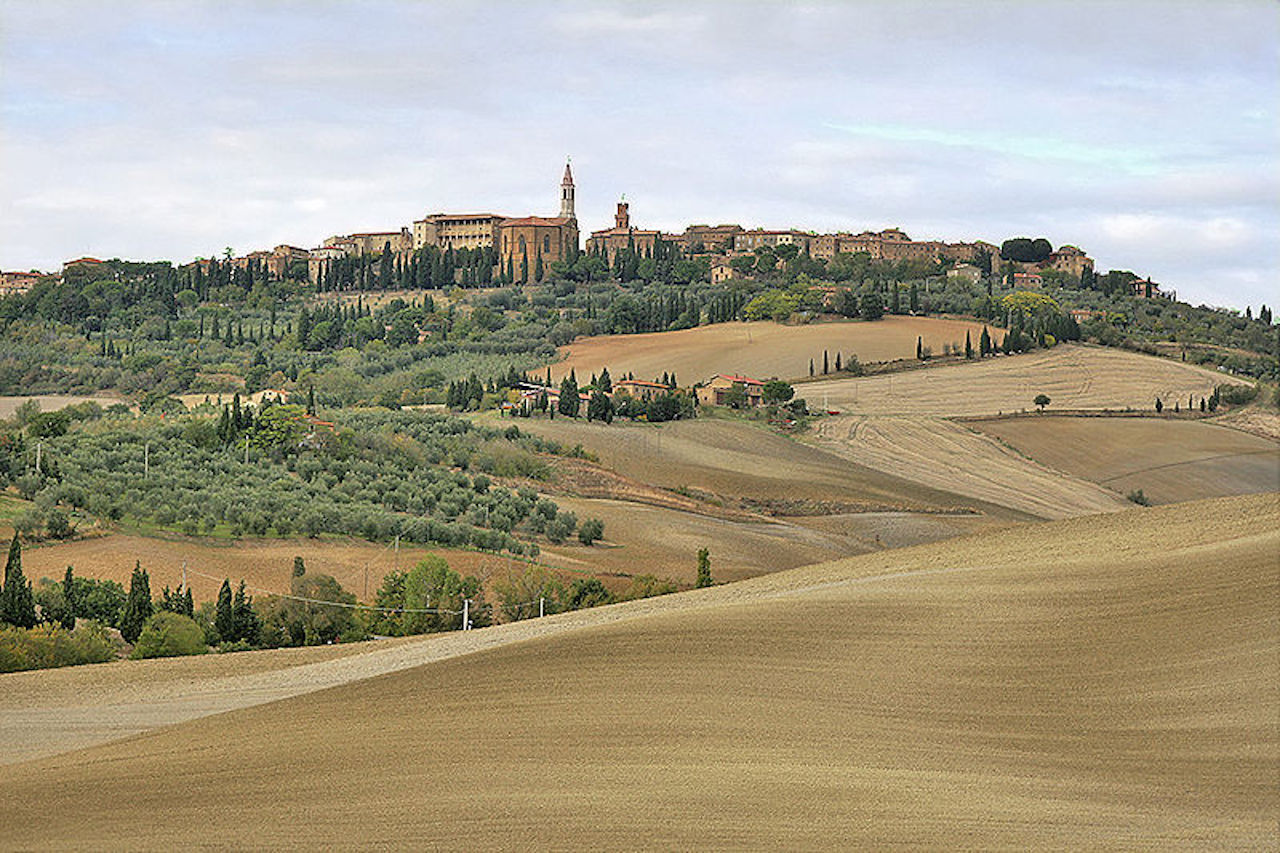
xmin=215 ymin=578 xmax=234 ymax=642
xmin=120 ymin=562 xmax=153 ymax=644
xmin=61 ymin=565 xmax=77 ymax=629
xmin=1 ymin=533 xmax=36 ymax=629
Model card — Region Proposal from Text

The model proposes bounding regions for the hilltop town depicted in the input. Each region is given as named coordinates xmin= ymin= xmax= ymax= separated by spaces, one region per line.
xmin=5 ymin=161 xmax=1106 ymax=297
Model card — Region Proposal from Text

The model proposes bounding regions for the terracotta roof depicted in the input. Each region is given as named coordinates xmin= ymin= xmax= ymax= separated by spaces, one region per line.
xmin=65 ymin=257 xmax=104 ymax=265
xmin=719 ymin=374 xmax=764 ymax=386
xmin=589 ymin=227 xmax=663 ymax=238
xmin=500 ymin=216 xmax=573 ymax=227
xmin=616 ymin=379 xmax=669 ymax=389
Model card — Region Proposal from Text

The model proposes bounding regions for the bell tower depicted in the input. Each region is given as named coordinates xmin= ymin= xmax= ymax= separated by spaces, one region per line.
xmin=560 ymin=159 xmax=575 ymax=220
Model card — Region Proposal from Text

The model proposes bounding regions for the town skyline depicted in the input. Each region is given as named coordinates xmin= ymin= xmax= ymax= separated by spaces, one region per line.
xmin=2 ymin=1 xmax=1275 ymax=311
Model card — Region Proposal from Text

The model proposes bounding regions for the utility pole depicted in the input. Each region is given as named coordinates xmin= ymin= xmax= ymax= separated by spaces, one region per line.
xmin=35 ymin=441 xmax=42 ymax=475
xmin=462 ymin=598 xmax=470 ymax=631
xmin=182 ymin=561 xmax=188 ymax=593
xmin=244 ymin=437 xmax=249 ymax=465
xmin=539 ymin=597 xmax=545 ymax=618
xmin=394 ymin=533 xmax=400 ymax=573
xmin=144 ymin=441 xmax=150 ymax=479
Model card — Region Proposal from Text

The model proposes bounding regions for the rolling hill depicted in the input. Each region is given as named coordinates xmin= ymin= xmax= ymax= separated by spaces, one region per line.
xmin=3 ymin=493 xmax=1275 ymax=848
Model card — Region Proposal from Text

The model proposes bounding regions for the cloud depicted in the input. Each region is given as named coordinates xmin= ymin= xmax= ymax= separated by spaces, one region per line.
xmin=0 ymin=0 xmax=1277 ymax=310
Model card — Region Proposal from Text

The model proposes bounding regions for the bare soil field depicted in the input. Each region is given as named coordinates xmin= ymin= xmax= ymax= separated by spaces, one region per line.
xmin=2 ymin=493 xmax=1275 ymax=847
xmin=543 ymin=495 xmax=869 ymax=583
xmin=0 ymin=394 xmax=125 ymax=419
xmin=500 ymin=413 xmax=1013 ymax=516
xmin=814 ymin=416 xmax=1132 ymax=519
xmin=973 ymin=416 xmax=1280 ymax=505
xmin=801 ymin=342 xmax=1246 ymax=417
xmin=552 ymin=316 xmax=995 ymax=384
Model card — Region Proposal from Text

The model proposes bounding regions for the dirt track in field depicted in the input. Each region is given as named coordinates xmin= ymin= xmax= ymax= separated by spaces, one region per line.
xmin=801 ymin=342 xmax=1244 ymax=417
xmin=974 ymin=415 xmax=1280 ymax=505
xmin=1 ymin=493 xmax=1275 ymax=848
xmin=552 ymin=315 xmax=995 ymax=384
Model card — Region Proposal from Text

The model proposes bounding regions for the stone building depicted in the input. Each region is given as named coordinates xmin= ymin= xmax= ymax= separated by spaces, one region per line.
xmin=676 ymin=224 xmax=743 ymax=254
xmin=412 ymin=213 xmax=505 ymax=251
xmin=495 ymin=162 xmax=579 ymax=277
xmin=732 ymin=229 xmax=814 ymax=253
xmin=585 ymin=199 xmax=663 ymax=263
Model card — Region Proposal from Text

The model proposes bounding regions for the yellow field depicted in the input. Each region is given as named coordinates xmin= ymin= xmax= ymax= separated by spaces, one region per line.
xmin=552 ymin=315 xmax=995 ymax=384
xmin=0 ymin=394 xmax=125 ymax=419
xmin=973 ymin=416 xmax=1280 ymax=504
xmin=2 ymin=493 xmax=1275 ymax=847
xmin=801 ymin=342 xmax=1244 ymax=417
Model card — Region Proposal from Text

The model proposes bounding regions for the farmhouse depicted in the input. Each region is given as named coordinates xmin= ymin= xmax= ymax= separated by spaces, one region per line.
xmin=613 ymin=379 xmax=670 ymax=401
xmin=698 ymin=374 xmax=765 ymax=407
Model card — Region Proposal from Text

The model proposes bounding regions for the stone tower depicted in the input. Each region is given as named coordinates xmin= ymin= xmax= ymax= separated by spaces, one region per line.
xmin=614 ymin=200 xmax=630 ymax=230
xmin=560 ymin=160 xmax=576 ymax=220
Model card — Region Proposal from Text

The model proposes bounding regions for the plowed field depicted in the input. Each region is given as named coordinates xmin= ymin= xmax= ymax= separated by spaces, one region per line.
xmin=973 ymin=416 xmax=1280 ymax=504
xmin=801 ymin=342 xmax=1244 ymax=417
xmin=2 ymin=493 xmax=1275 ymax=847
xmin=814 ymin=415 xmax=1132 ymax=519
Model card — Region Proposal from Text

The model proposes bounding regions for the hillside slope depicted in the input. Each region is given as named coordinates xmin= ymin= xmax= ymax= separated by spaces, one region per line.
xmin=2 ymin=494 xmax=1276 ymax=848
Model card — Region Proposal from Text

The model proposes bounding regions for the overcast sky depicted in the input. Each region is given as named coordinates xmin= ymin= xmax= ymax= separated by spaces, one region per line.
xmin=2 ymin=1 xmax=1276 ymax=310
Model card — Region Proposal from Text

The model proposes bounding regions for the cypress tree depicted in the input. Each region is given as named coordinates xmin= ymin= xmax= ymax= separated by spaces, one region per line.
xmin=232 ymin=580 xmax=260 ymax=645
xmin=916 ymin=336 xmax=923 ymax=360
xmin=980 ymin=325 xmax=991 ymax=356
xmin=215 ymin=578 xmax=234 ymax=642
xmin=1 ymin=533 xmax=36 ymax=629
xmin=292 ymin=556 xmax=306 ymax=579
xmin=965 ymin=330 xmax=974 ymax=359
xmin=120 ymin=562 xmax=153 ymax=643
xmin=823 ymin=350 xmax=829 ymax=375
xmin=61 ymin=565 xmax=77 ymax=629
xmin=696 ymin=548 xmax=713 ymax=588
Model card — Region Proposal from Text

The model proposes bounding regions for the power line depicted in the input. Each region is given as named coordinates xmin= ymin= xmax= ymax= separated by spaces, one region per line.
xmin=182 ymin=566 xmax=463 ymax=615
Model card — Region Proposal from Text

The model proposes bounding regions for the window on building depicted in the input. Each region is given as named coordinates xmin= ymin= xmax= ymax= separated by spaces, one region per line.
xmin=543 ymin=234 xmax=551 ymax=253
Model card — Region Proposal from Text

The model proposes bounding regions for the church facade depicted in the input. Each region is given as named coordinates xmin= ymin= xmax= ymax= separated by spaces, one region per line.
xmin=495 ymin=163 xmax=579 ymax=278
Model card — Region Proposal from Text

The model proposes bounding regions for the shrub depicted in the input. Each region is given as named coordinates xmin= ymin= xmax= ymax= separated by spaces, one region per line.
xmin=577 ymin=518 xmax=605 ymax=546
xmin=0 ymin=622 xmax=116 ymax=673
xmin=130 ymin=612 xmax=208 ymax=659
xmin=1218 ymin=383 xmax=1259 ymax=406
xmin=1126 ymin=488 xmax=1151 ymax=506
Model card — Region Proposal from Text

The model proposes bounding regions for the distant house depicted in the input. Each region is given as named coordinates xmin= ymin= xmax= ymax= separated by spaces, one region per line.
xmin=1008 ymin=271 xmax=1043 ymax=288
xmin=710 ymin=261 xmax=735 ymax=285
xmin=0 ymin=270 xmax=46 ymax=295
xmin=1069 ymin=308 xmax=1104 ymax=323
xmin=1132 ymin=278 xmax=1161 ymax=298
xmin=613 ymin=379 xmax=670 ymax=401
xmin=697 ymin=374 xmax=765 ymax=407
xmin=61 ymin=257 xmax=104 ymax=275
xmin=947 ymin=263 xmax=981 ymax=284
